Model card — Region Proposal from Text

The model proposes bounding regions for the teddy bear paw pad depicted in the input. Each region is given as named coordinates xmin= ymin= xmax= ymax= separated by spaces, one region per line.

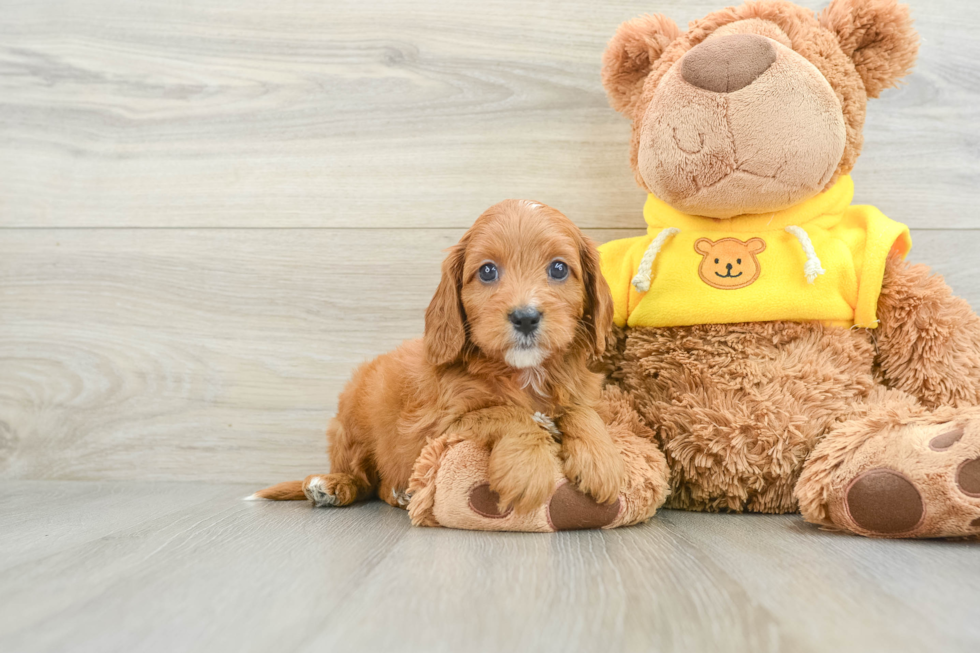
xmin=958 ymin=458 xmax=980 ymax=497
xmin=845 ymin=469 xmax=924 ymax=535
xmin=546 ymin=482 xmax=621 ymax=531
xmin=929 ymin=427 xmax=964 ymax=451
xmin=467 ymin=483 xmax=513 ymax=519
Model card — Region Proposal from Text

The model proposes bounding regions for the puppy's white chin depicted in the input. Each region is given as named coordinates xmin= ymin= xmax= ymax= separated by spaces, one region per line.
xmin=505 ymin=346 xmax=546 ymax=369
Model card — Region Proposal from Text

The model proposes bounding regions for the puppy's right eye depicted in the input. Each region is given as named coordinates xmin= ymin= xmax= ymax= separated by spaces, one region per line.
xmin=478 ymin=262 xmax=498 ymax=283
xmin=548 ymin=260 xmax=569 ymax=281
xmin=714 ymin=258 xmax=719 ymax=264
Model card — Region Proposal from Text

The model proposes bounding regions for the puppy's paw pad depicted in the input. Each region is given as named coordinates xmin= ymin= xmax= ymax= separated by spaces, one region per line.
xmin=957 ymin=458 xmax=980 ymax=497
xmin=845 ymin=469 xmax=924 ymax=536
xmin=547 ymin=482 xmax=620 ymax=531
xmin=304 ymin=477 xmax=338 ymax=507
xmin=468 ymin=483 xmax=513 ymax=519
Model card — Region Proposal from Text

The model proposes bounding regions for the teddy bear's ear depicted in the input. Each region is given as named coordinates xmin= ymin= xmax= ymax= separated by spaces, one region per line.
xmin=602 ymin=14 xmax=681 ymax=117
xmin=819 ymin=0 xmax=919 ymax=99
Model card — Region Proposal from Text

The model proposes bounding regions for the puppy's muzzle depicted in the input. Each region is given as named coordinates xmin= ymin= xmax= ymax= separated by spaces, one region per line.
xmin=508 ymin=306 xmax=541 ymax=337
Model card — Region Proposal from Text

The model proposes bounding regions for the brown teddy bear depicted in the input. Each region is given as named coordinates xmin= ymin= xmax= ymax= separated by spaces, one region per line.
xmin=408 ymin=0 xmax=980 ymax=538
xmin=594 ymin=0 xmax=980 ymax=538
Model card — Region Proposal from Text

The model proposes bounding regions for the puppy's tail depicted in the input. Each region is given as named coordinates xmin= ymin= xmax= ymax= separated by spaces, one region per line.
xmin=246 ymin=480 xmax=306 ymax=501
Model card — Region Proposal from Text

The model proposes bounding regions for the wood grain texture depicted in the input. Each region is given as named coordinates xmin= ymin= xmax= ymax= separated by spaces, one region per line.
xmin=663 ymin=510 xmax=980 ymax=651
xmin=0 ymin=481 xmax=412 ymax=653
xmin=1 ymin=0 xmax=979 ymax=228
xmin=0 ymin=481 xmax=976 ymax=653
xmin=2 ymin=228 xmax=978 ymax=482
xmin=3 ymin=1 xmax=980 ymax=650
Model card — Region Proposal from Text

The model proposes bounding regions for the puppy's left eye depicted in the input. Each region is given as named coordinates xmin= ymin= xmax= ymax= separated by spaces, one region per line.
xmin=548 ymin=260 xmax=569 ymax=281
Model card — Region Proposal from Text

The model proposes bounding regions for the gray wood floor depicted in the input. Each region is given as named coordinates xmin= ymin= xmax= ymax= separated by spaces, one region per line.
xmin=2 ymin=0 xmax=980 ymax=651
xmin=1 ymin=481 xmax=978 ymax=653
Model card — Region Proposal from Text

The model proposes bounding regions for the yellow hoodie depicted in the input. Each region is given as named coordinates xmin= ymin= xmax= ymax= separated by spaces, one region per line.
xmin=598 ymin=176 xmax=911 ymax=329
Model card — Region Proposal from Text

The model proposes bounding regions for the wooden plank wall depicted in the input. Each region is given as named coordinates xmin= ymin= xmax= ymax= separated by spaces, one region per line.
xmin=2 ymin=0 xmax=979 ymax=483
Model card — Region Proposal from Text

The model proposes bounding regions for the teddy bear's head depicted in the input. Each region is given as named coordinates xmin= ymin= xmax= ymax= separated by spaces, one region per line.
xmin=601 ymin=0 xmax=919 ymax=219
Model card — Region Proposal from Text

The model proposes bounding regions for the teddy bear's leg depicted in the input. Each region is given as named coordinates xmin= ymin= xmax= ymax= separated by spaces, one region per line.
xmin=406 ymin=386 xmax=670 ymax=531
xmin=795 ymin=388 xmax=980 ymax=538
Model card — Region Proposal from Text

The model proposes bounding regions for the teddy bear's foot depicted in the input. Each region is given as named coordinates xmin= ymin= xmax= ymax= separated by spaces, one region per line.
xmin=405 ymin=437 xmax=626 ymax=532
xmin=466 ymin=479 xmax=622 ymax=531
xmin=406 ymin=387 xmax=670 ymax=531
xmin=797 ymin=408 xmax=980 ymax=538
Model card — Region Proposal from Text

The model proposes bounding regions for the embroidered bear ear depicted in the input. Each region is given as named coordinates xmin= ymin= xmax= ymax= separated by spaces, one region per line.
xmin=746 ymin=237 xmax=767 ymax=255
xmin=694 ymin=238 xmax=713 ymax=255
xmin=602 ymin=14 xmax=681 ymax=117
xmin=819 ymin=0 xmax=919 ymax=98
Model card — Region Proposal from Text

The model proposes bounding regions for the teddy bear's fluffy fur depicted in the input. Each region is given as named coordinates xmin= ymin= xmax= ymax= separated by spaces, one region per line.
xmin=600 ymin=256 xmax=980 ymax=520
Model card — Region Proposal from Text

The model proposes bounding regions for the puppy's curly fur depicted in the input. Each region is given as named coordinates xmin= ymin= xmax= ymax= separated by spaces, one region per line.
xmin=254 ymin=200 xmax=624 ymax=514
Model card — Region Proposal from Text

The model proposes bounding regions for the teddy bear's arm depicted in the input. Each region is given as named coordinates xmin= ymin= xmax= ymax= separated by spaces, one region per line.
xmin=874 ymin=254 xmax=980 ymax=409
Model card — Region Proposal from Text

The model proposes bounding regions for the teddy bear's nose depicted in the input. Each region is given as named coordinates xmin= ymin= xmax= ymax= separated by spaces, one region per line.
xmin=681 ymin=33 xmax=777 ymax=93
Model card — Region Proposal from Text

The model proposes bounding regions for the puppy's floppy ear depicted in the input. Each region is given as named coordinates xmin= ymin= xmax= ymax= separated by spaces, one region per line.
xmin=578 ymin=234 xmax=615 ymax=358
xmin=424 ymin=242 xmax=467 ymax=366
xmin=602 ymin=14 xmax=681 ymax=117
xmin=820 ymin=0 xmax=919 ymax=98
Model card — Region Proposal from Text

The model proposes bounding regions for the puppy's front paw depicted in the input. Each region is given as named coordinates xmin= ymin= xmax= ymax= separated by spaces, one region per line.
xmin=562 ymin=435 xmax=625 ymax=505
xmin=488 ymin=432 xmax=560 ymax=515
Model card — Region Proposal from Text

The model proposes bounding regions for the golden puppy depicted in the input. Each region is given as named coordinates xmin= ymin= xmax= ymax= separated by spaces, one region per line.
xmin=253 ymin=200 xmax=623 ymax=513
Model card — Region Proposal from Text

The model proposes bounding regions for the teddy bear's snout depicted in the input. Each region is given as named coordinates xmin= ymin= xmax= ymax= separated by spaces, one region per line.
xmin=681 ymin=33 xmax=776 ymax=93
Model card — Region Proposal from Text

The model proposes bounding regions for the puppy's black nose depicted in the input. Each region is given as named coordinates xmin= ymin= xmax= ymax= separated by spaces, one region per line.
xmin=726 ymin=262 xmax=733 ymax=270
xmin=509 ymin=307 xmax=541 ymax=336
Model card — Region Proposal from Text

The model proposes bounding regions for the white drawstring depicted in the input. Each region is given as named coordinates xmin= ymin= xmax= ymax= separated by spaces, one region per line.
xmin=785 ymin=225 xmax=825 ymax=284
xmin=631 ymin=227 xmax=680 ymax=292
